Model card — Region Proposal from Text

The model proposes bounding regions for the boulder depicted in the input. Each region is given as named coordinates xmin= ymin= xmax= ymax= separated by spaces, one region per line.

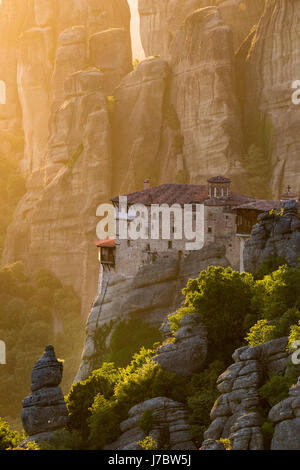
xmin=21 ymin=346 xmax=68 ymax=442
xmin=104 ymin=397 xmax=196 ymax=450
xmin=152 ymin=313 xmax=207 ymax=376
xmin=203 ymin=337 xmax=291 ymax=450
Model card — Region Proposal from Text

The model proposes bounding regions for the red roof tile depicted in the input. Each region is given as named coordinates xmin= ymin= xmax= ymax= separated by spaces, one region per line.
xmin=95 ymin=238 xmax=115 ymax=248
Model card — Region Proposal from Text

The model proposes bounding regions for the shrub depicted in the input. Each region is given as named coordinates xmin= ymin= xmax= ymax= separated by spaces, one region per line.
xmin=0 ymin=418 xmax=21 ymax=450
xmin=138 ymin=436 xmax=158 ymax=450
xmin=219 ymin=438 xmax=232 ymax=450
xmin=103 ymin=318 xmax=162 ymax=367
xmin=187 ymin=361 xmax=224 ymax=446
xmin=168 ymin=307 xmax=196 ymax=336
xmin=245 ymin=319 xmax=276 ymax=346
xmin=261 ymin=421 xmax=274 ymax=450
xmin=66 ymin=363 xmax=119 ymax=439
xmin=255 ymin=257 xmax=287 ymax=280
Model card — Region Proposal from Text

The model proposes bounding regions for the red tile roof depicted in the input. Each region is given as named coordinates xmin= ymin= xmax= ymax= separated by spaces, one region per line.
xmin=208 ymin=176 xmax=231 ymax=183
xmin=236 ymin=200 xmax=282 ymax=212
xmin=95 ymin=238 xmax=115 ymax=248
xmin=111 ymin=183 xmax=281 ymax=210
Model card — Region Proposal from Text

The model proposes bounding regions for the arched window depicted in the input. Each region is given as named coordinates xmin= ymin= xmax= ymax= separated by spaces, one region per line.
xmin=0 ymin=80 xmax=6 ymax=104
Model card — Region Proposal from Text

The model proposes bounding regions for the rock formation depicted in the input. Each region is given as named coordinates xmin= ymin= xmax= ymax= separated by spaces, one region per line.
xmin=104 ymin=397 xmax=196 ymax=450
xmin=203 ymin=337 xmax=290 ymax=450
xmin=164 ymin=7 xmax=245 ymax=190
xmin=112 ymin=56 xmax=169 ymax=195
xmin=21 ymin=345 xmax=68 ymax=444
xmin=270 ymin=377 xmax=300 ymax=450
xmin=153 ymin=313 xmax=207 ymax=377
xmin=244 ymin=200 xmax=300 ymax=273
xmin=76 ymin=243 xmax=229 ymax=381
xmin=243 ymin=0 xmax=300 ymax=198
xmin=138 ymin=0 xmax=264 ymax=58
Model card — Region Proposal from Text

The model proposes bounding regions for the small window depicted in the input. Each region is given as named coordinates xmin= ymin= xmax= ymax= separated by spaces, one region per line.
xmin=146 ymin=243 xmax=150 ymax=251
xmin=208 ymin=227 xmax=212 ymax=233
xmin=127 ymin=240 xmax=131 ymax=247
xmin=168 ymin=241 xmax=172 ymax=249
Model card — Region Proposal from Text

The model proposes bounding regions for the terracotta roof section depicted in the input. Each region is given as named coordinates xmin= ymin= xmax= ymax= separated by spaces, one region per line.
xmin=236 ymin=200 xmax=282 ymax=212
xmin=208 ymin=176 xmax=231 ymax=183
xmin=95 ymin=238 xmax=115 ymax=248
xmin=111 ymin=183 xmax=280 ymax=209
xmin=281 ymin=192 xmax=298 ymax=199
xmin=112 ymin=184 xmax=209 ymax=206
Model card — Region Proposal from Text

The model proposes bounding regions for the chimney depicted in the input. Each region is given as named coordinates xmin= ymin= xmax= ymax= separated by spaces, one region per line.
xmin=144 ymin=179 xmax=150 ymax=190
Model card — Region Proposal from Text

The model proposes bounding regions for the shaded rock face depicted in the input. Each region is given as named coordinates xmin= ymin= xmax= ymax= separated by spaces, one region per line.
xmin=76 ymin=243 xmax=229 ymax=381
xmin=1 ymin=0 xmax=132 ymax=318
xmin=3 ymin=69 xmax=112 ymax=319
xmin=21 ymin=346 xmax=68 ymax=441
xmin=164 ymin=7 xmax=245 ymax=190
xmin=244 ymin=200 xmax=300 ymax=273
xmin=203 ymin=337 xmax=290 ymax=450
xmin=153 ymin=313 xmax=207 ymax=377
xmin=243 ymin=0 xmax=300 ymax=198
xmin=104 ymin=397 xmax=196 ymax=450
xmin=269 ymin=378 xmax=300 ymax=450
xmin=138 ymin=0 xmax=264 ymax=58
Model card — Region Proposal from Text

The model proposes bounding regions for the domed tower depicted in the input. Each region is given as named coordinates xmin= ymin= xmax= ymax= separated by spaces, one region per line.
xmin=208 ymin=176 xmax=231 ymax=199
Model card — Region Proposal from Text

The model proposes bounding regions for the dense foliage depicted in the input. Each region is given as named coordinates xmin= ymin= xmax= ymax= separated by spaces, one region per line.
xmin=103 ymin=318 xmax=162 ymax=367
xmin=182 ymin=266 xmax=257 ymax=364
xmin=0 ymin=262 xmax=84 ymax=426
xmin=0 ymin=418 xmax=21 ymax=450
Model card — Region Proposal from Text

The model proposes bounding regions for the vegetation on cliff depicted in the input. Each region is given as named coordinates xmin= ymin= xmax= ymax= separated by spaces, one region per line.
xmin=0 ymin=262 xmax=84 ymax=427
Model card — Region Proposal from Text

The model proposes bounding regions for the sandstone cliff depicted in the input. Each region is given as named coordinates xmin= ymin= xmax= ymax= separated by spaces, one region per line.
xmin=138 ymin=0 xmax=264 ymax=58
xmin=1 ymin=0 xmax=132 ymax=317
xmin=242 ymin=0 xmax=300 ymax=198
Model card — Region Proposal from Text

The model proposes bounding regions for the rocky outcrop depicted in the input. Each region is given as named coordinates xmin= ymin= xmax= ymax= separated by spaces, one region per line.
xmin=203 ymin=337 xmax=290 ymax=450
xmin=3 ymin=69 xmax=112 ymax=319
xmin=76 ymin=243 xmax=229 ymax=381
xmin=104 ymin=397 xmax=196 ymax=450
xmin=270 ymin=377 xmax=300 ymax=450
xmin=243 ymin=0 xmax=300 ymax=197
xmin=164 ymin=7 xmax=245 ymax=189
xmin=21 ymin=346 xmax=68 ymax=444
xmin=153 ymin=313 xmax=207 ymax=377
xmin=1 ymin=0 xmax=133 ymax=318
xmin=138 ymin=0 xmax=264 ymax=58
xmin=244 ymin=200 xmax=300 ymax=273
xmin=112 ymin=57 xmax=169 ymax=195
